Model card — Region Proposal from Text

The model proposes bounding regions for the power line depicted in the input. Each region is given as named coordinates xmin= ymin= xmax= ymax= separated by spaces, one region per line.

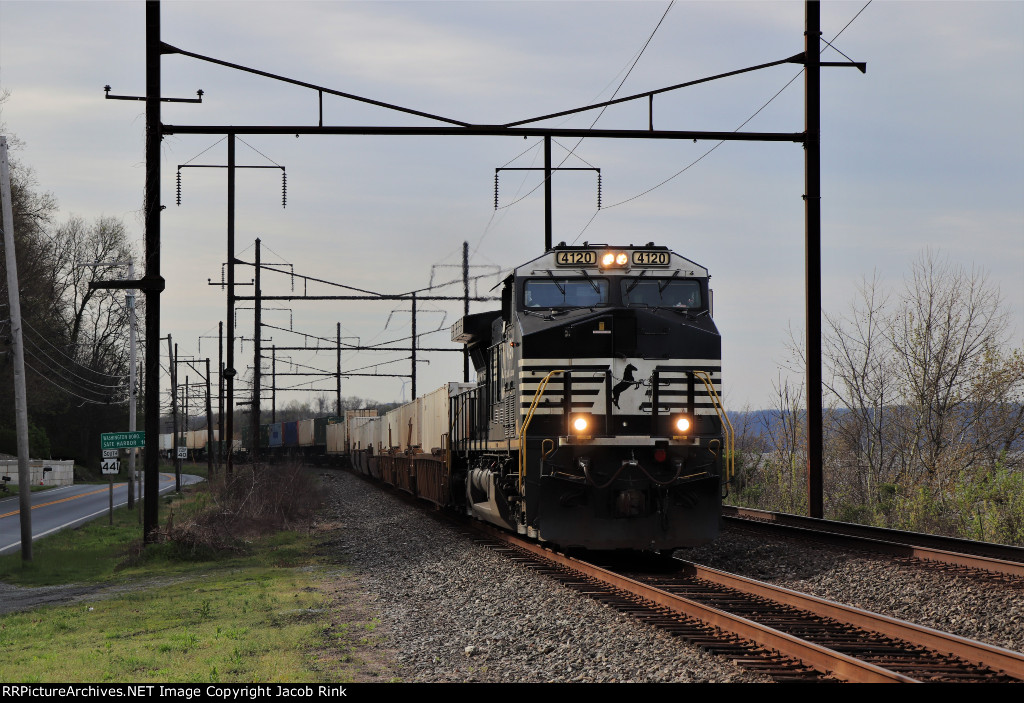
xmin=21 ymin=317 xmax=127 ymax=379
xmin=572 ymin=0 xmax=873 ymax=238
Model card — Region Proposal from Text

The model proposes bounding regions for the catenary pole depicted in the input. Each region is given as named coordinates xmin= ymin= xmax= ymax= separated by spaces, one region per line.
xmin=251 ymin=237 xmax=261 ymax=461
xmin=225 ymin=133 xmax=235 ymax=474
xmin=804 ymin=0 xmax=824 ymax=518
xmin=142 ymin=0 xmax=162 ymax=542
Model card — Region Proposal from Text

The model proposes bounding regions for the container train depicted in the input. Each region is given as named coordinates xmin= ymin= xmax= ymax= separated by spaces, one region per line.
xmin=171 ymin=242 xmax=733 ymax=551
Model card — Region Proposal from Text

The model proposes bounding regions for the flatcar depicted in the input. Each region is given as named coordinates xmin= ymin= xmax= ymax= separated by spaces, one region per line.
xmin=348 ymin=241 xmax=733 ymax=551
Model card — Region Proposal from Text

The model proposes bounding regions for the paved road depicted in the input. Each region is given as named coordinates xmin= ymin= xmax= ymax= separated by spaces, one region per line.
xmin=0 ymin=473 xmax=203 ymax=555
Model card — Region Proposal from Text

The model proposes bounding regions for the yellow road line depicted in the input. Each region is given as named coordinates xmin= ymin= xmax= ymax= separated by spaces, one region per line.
xmin=0 ymin=474 xmax=177 ymax=519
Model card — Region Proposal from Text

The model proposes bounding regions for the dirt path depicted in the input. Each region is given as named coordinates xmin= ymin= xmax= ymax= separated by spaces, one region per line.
xmin=0 ymin=582 xmax=117 ymax=615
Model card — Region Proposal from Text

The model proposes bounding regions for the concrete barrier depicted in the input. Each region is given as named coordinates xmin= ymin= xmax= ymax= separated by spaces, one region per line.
xmin=0 ymin=459 xmax=75 ymax=487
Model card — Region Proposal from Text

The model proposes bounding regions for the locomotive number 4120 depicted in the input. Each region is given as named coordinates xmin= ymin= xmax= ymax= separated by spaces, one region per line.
xmin=554 ymin=250 xmax=597 ymax=266
xmin=632 ymin=251 xmax=670 ymax=266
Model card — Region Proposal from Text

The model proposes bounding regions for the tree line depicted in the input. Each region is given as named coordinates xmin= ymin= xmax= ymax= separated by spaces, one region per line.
xmin=1 ymin=103 xmax=139 ymax=467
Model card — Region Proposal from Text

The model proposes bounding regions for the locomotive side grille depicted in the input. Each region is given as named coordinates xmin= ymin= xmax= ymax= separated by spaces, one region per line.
xmin=504 ymin=392 xmax=517 ymax=438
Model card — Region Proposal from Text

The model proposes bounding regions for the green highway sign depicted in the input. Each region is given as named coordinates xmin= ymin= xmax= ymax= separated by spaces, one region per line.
xmin=101 ymin=431 xmax=146 ymax=450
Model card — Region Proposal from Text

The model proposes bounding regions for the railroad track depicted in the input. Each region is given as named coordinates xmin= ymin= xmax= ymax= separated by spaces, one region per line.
xmin=723 ymin=505 xmax=1024 ymax=584
xmin=470 ymin=522 xmax=1024 ymax=683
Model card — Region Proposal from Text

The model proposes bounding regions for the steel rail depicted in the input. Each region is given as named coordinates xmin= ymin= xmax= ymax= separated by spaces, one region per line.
xmin=476 ymin=524 xmax=915 ymax=682
xmin=723 ymin=505 xmax=1024 ymax=578
xmin=345 ymin=467 xmax=1022 ymax=681
xmin=674 ymin=558 xmax=1024 ymax=680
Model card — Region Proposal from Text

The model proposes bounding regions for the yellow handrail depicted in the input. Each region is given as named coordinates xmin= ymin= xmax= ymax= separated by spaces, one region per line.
xmin=517 ymin=369 xmax=566 ymax=494
xmin=692 ymin=370 xmax=735 ymax=484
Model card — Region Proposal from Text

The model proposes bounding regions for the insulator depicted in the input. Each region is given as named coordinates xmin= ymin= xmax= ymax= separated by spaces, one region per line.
xmin=494 ymin=173 xmax=499 ymax=210
xmin=281 ymin=170 xmax=287 ymax=209
xmin=596 ymin=172 xmax=602 ymax=209
xmin=176 ymin=170 xmax=182 ymax=206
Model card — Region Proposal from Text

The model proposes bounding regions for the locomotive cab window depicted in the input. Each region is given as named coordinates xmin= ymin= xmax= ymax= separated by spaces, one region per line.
xmin=622 ymin=279 xmax=701 ymax=309
xmin=524 ymin=278 xmax=608 ymax=309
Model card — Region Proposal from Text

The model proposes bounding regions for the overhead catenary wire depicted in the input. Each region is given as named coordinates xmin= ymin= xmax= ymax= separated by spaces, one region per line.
xmin=491 ymin=0 xmax=676 ymax=215
xmin=571 ymin=0 xmax=873 ymax=241
xmin=471 ymin=2 xmax=674 ymax=259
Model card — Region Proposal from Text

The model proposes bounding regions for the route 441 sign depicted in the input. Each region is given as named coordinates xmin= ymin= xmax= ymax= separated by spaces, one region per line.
xmin=101 ymin=459 xmax=120 ymax=475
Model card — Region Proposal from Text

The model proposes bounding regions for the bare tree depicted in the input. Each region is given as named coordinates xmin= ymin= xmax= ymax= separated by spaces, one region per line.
xmin=820 ymin=249 xmax=1023 ymax=534
xmin=822 ymin=272 xmax=901 ymax=506
xmin=50 ymin=215 xmax=137 ymax=371
xmin=313 ymin=392 xmax=331 ymax=416
xmin=888 ymin=250 xmax=1020 ymax=484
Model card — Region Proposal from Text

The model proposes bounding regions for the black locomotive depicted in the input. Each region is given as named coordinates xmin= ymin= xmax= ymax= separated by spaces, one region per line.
xmin=444 ymin=241 xmax=731 ymax=550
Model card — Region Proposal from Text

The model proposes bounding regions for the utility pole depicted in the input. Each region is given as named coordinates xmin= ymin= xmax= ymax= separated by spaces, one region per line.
xmin=544 ymin=136 xmax=552 ymax=251
xmin=168 ymin=337 xmax=179 ymax=493
xmin=126 ymin=261 xmax=137 ymax=510
xmin=1 ymin=136 xmax=33 ymax=562
xmin=183 ymin=375 xmax=189 ymax=489
xmin=336 ymin=324 xmax=341 ymax=416
xmin=251 ymin=238 xmax=261 ymax=461
xmin=205 ymin=358 xmax=213 ymax=476
xmin=463 ymin=241 xmax=469 ymax=382
xmin=410 ymin=292 xmax=417 ymax=400
xmin=218 ymin=320 xmax=224 ymax=471
xmin=225 ymin=133 xmax=236 ymax=475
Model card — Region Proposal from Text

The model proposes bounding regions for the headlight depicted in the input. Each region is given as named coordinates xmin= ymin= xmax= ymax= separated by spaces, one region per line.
xmin=599 ymin=251 xmax=629 ymax=269
xmin=673 ymin=415 xmax=691 ymax=434
xmin=572 ymin=415 xmax=589 ymax=432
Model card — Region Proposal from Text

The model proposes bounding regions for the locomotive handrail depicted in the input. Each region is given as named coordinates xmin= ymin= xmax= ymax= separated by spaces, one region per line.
xmin=692 ymin=369 xmax=735 ymax=483
xmin=518 ymin=369 xmax=566 ymax=494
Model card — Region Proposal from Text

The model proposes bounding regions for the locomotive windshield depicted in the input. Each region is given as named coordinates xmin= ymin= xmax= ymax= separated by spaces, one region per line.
xmin=524 ymin=278 xmax=608 ymax=308
xmin=622 ymin=279 xmax=701 ymax=308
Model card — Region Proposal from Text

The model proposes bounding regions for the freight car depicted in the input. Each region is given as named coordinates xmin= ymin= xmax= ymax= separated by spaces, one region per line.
xmin=347 ymin=242 xmax=733 ymax=551
xmin=240 ymin=416 xmax=344 ymax=462
xmin=158 ymin=429 xmax=238 ymax=461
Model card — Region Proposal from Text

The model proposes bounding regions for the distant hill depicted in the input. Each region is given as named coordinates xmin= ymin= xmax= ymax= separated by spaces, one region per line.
xmin=728 ymin=405 xmax=1024 ymax=451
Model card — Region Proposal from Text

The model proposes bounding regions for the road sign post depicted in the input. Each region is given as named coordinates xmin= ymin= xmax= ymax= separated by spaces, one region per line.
xmin=100 ymin=456 xmax=120 ymax=525
xmin=100 ymin=433 xmax=142 ymax=526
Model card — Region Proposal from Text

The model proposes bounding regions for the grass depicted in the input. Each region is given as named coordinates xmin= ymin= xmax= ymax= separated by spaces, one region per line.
xmin=0 ymin=470 xmax=394 ymax=683
xmin=0 ymin=563 xmax=329 ymax=682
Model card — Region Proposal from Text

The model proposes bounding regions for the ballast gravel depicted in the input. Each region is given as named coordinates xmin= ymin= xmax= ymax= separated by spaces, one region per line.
xmin=681 ymin=527 xmax=1024 ymax=654
xmin=319 ymin=469 xmax=1024 ymax=682
xmin=317 ymin=470 xmax=768 ymax=683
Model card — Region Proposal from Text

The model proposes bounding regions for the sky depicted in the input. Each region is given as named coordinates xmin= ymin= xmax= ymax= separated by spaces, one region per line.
xmin=0 ymin=0 xmax=1021 ymax=417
